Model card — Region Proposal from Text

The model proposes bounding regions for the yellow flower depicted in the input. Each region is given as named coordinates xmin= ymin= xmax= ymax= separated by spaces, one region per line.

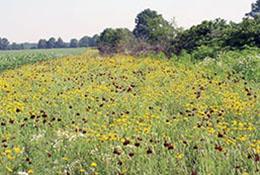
xmin=80 ymin=169 xmax=85 ymax=173
xmin=176 ymin=153 xmax=184 ymax=159
xmin=63 ymin=156 xmax=69 ymax=161
xmin=207 ymin=127 xmax=215 ymax=134
xmin=14 ymin=147 xmax=22 ymax=154
xmin=28 ymin=169 xmax=34 ymax=174
xmin=7 ymin=154 xmax=14 ymax=160
xmin=91 ymin=162 xmax=97 ymax=167
xmin=239 ymin=136 xmax=247 ymax=142
xmin=5 ymin=149 xmax=12 ymax=154
xmin=242 ymin=172 xmax=249 ymax=175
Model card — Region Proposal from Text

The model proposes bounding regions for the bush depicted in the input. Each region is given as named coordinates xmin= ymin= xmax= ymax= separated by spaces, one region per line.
xmin=98 ymin=28 xmax=136 ymax=55
xmin=191 ymin=45 xmax=220 ymax=59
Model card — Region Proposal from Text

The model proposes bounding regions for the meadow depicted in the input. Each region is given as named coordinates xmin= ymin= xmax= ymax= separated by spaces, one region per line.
xmin=0 ymin=49 xmax=259 ymax=175
xmin=0 ymin=48 xmax=86 ymax=72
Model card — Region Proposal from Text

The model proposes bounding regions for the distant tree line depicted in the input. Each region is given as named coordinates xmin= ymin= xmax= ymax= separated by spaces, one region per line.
xmin=37 ymin=35 xmax=98 ymax=49
xmin=97 ymin=0 xmax=260 ymax=58
xmin=0 ymin=35 xmax=98 ymax=50
xmin=1 ymin=0 xmax=259 ymax=57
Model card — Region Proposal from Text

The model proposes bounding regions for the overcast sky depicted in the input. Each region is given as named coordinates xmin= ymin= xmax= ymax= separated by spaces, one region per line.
xmin=0 ymin=0 xmax=255 ymax=43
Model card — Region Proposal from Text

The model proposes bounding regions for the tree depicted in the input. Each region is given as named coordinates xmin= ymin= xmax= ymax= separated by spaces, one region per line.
xmin=170 ymin=19 xmax=229 ymax=54
xmin=91 ymin=34 xmax=99 ymax=47
xmin=224 ymin=17 xmax=260 ymax=49
xmin=55 ymin=37 xmax=66 ymax=48
xmin=79 ymin=36 xmax=91 ymax=47
xmin=0 ymin=38 xmax=10 ymax=50
xmin=79 ymin=35 xmax=99 ymax=47
xmin=246 ymin=0 xmax=260 ymax=18
xmin=10 ymin=43 xmax=24 ymax=50
xmin=98 ymin=28 xmax=136 ymax=54
xmin=69 ymin=39 xmax=79 ymax=48
xmin=47 ymin=37 xmax=56 ymax=49
xmin=37 ymin=39 xmax=48 ymax=49
xmin=133 ymin=9 xmax=176 ymax=44
xmin=133 ymin=9 xmax=177 ymax=56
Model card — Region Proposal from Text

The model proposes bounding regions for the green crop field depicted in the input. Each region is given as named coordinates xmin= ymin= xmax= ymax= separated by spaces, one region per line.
xmin=0 ymin=48 xmax=86 ymax=72
xmin=0 ymin=49 xmax=259 ymax=175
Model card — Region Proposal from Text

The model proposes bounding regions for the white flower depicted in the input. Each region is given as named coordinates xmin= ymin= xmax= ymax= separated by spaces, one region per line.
xmin=17 ymin=172 xmax=29 ymax=175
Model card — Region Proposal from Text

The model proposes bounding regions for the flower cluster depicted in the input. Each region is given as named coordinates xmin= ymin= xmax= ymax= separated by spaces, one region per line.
xmin=0 ymin=51 xmax=259 ymax=174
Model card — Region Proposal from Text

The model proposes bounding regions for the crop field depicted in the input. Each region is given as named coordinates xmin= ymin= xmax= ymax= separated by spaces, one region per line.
xmin=0 ymin=50 xmax=259 ymax=175
xmin=0 ymin=48 xmax=86 ymax=72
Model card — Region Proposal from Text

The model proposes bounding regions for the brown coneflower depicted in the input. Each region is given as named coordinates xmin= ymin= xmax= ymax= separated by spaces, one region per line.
xmin=134 ymin=142 xmax=140 ymax=147
xmin=123 ymin=139 xmax=130 ymax=146
xmin=128 ymin=152 xmax=134 ymax=157
xmin=215 ymin=145 xmax=223 ymax=152
xmin=147 ymin=148 xmax=153 ymax=154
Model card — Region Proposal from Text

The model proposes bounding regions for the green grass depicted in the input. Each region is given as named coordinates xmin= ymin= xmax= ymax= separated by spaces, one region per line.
xmin=0 ymin=48 xmax=86 ymax=72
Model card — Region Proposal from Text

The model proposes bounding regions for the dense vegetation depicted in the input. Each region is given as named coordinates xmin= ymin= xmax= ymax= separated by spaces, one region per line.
xmin=0 ymin=36 xmax=98 ymax=50
xmin=37 ymin=35 xmax=98 ymax=49
xmin=98 ymin=1 xmax=260 ymax=58
xmin=0 ymin=48 xmax=85 ymax=72
xmin=2 ymin=1 xmax=259 ymax=55
xmin=0 ymin=49 xmax=259 ymax=174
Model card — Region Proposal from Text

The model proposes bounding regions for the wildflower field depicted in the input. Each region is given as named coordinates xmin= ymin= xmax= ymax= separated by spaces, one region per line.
xmin=0 ymin=49 xmax=259 ymax=175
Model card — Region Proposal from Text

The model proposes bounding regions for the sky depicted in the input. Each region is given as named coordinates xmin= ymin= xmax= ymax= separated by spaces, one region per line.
xmin=0 ymin=0 xmax=255 ymax=43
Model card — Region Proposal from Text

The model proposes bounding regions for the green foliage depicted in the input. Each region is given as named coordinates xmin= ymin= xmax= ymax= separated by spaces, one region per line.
xmin=169 ymin=17 xmax=260 ymax=58
xmin=79 ymin=35 xmax=98 ymax=47
xmin=133 ymin=8 xmax=176 ymax=55
xmin=216 ymin=49 xmax=260 ymax=82
xmin=224 ymin=17 xmax=260 ymax=49
xmin=191 ymin=45 xmax=220 ymax=60
xmin=0 ymin=37 xmax=10 ymax=50
xmin=55 ymin=38 xmax=67 ymax=48
xmin=133 ymin=9 xmax=175 ymax=44
xmin=38 ymin=39 xmax=48 ymax=49
xmin=69 ymin=39 xmax=79 ymax=48
xmin=47 ymin=37 xmax=56 ymax=49
xmin=79 ymin=36 xmax=92 ymax=47
xmin=95 ymin=8 xmax=260 ymax=59
xmin=246 ymin=0 xmax=260 ymax=18
xmin=98 ymin=28 xmax=136 ymax=54
xmin=171 ymin=19 xmax=229 ymax=55
xmin=10 ymin=43 xmax=25 ymax=50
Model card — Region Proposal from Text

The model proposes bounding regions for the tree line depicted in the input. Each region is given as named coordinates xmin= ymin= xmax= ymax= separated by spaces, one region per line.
xmin=0 ymin=35 xmax=98 ymax=50
xmin=97 ymin=0 xmax=260 ymax=58
xmin=37 ymin=35 xmax=98 ymax=49
xmin=1 ymin=0 xmax=259 ymax=56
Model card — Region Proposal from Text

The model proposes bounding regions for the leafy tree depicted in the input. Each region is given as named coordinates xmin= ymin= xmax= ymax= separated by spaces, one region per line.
xmin=37 ymin=39 xmax=48 ymax=49
xmin=246 ymin=0 xmax=260 ymax=18
xmin=133 ymin=9 xmax=176 ymax=44
xmin=224 ymin=17 xmax=260 ymax=49
xmin=79 ymin=36 xmax=92 ymax=47
xmin=10 ymin=43 xmax=24 ymax=50
xmin=91 ymin=34 xmax=99 ymax=47
xmin=170 ymin=19 xmax=229 ymax=54
xmin=79 ymin=35 xmax=98 ymax=47
xmin=98 ymin=28 xmax=136 ymax=54
xmin=55 ymin=37 xmax=67 ymax=48
xmin=133 ymin=9 xmax=177 ymax=56
xmin=0 ymin=38 xmax=10 ymax=50
xmin=69 ymin=39 xmax=79 ymax=48
xmin=47 ymin=37 xmax=56 ymax=49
